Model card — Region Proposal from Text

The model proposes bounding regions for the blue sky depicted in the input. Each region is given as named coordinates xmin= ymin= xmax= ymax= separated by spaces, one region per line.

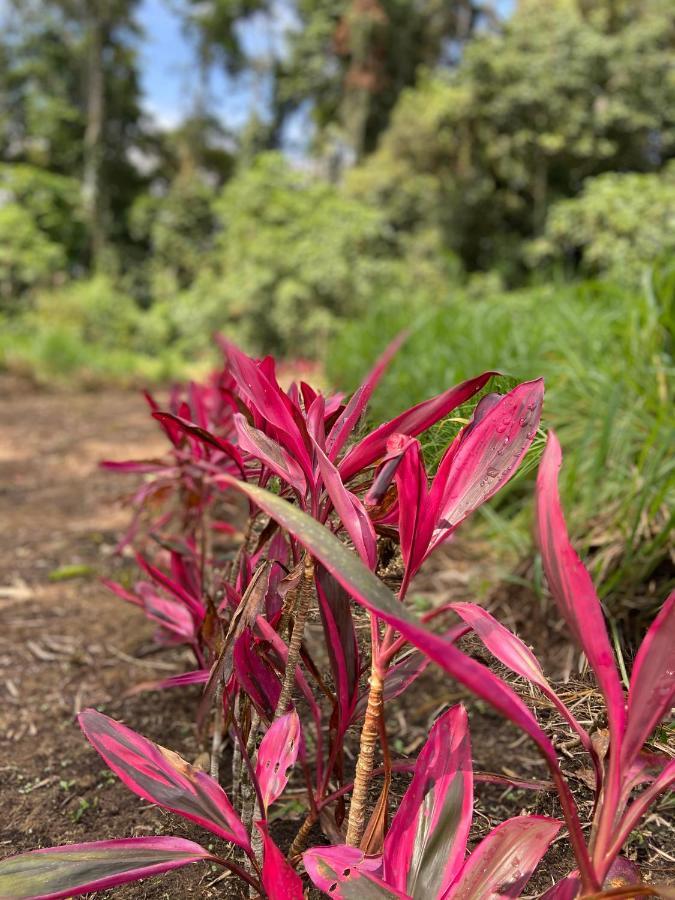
xmin=138 ymin=0 xmax=514 ymax=131
xmin=138 ymin=0 xmax=293 ymax=130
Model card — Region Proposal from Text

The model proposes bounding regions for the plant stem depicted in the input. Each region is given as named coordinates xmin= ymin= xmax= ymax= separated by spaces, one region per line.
xmin=210 ymin=679 xmax=224 ymax=781
xmin=345 ymin=665 xmax=384 ymax=846
xmin=274 ymin=555 xmax=314 ymax=719
xmin=288 ymin=810 xmax=316 ymax=861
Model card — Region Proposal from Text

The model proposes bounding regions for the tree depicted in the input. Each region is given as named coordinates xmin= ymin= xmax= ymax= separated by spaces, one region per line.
xmin=530 ymin=163 xmax=675 ymax=280
xmin=278 ymin=0 xmax=488 ymax=161
xmin=348 ymin=0 xmax=675 ymax=274
xmin=0 ymin=0 xmax=146 ymax=269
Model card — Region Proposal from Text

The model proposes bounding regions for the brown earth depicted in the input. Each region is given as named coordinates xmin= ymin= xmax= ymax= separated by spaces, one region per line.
xmin=0 ymin=376 xmax=672 ymax=898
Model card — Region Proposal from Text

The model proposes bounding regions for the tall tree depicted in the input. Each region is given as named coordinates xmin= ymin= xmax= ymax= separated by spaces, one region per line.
xmin=0 ymin=0 xmax=145 ymax=269
xmin=278 ymin=0 xmax=490 ymax=162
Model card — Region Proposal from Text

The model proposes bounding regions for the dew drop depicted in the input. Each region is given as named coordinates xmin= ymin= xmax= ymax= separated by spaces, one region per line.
xmin=486 ymin=466 xmax=499 ymax=478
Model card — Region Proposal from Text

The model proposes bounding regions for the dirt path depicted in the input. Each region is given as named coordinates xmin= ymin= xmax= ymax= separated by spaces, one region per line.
xmin=0 ymin=379 xmax=219 ymax=898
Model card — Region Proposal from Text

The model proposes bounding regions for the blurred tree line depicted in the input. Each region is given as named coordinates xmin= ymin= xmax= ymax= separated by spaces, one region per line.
xmin=1 ymin=0 xmax=674 ymax=375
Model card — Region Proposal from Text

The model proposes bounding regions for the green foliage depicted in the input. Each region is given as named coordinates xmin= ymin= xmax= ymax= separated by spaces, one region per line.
xmin=0 ymin=163 xmax=86 ymax=269
xmin=279 ymin=0 xmax=480 ymax=158
xmin=0 ymin=276 xmax=192 ymax=384
xmin=0 ymin=204 xmax=65 ymax=301
xmin=328 ymin=273 xmax=675 ymax=622
xmin=349 ymin=0 xmax=675 ymax=275
xmin=531 ymin=164 xmax=675 ymax=279
xmin=0 ymin=163 xmax=86 ymax=302
xmin=129 ymin=176 xmax=218 ymax=294
xmin=197 ymin=152 xmax=396 ymax=354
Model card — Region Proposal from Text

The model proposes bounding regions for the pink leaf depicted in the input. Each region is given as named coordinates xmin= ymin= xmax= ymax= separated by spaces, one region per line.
xmin=136 ymin=583 xmax=196 ymax=643
xmin=449 ymin=602 xmax=547 ymax=686
xmin=220 ymin=475 xmax=594 ymax=884
xmin=124 ymin=668 xmax=210 ymax=696
xmin=622 ymin=591 xmax=675 ymax=766
xmin=255 ymin=711 xmax=301 ymax=814
xmin=535 ymin=431 xmax=626 ymax=746
xmin=234 ymin=632 xmax=281 ymax=720
xmin=78 ymin=710 xmax=249 ymax=850
xmin=220 ymin=477 xmax=566 ymax=771
xmin=303 ymin=846 xmax=406 ymax=899
xmin=219 ymin=339 xmax=313 ymax=477
xmin=540 ymin=874 xmax=581 ymax=899
xmin=255 ymin=822 xmax=304 ymax=900
xmin=431 ymin=378 xmax=544 ymax=542
xmin=316 ymin=565 xmax=360 ymax=734
xmin=449 ymin=602 xmax=594 ymax=758
xmin=314 ymin=441 xmax=378 ymax=569
xmin=100 ymin=459 xmax=166 ymax=473
xmin=326 ymin=330 xmax=408 ymax=461
xmin=384 ymin=705 xmax=473 ymax=897
xmin=338 ymin=372 xmax=496 ymax=482
xmin=135 ymin=555 xmax=204 ymax=621
xmin=445 ymin=815 xmax=562 ymax=899
xmin=0 ymin=836 xmax=214 ymax=900
xmin=233 ymin=413 xmax=307 ymax=494
xmin=389 ymin=436 xmax=435 ymax=587
xmin=101 ymin=578 xmax=142 ymax=607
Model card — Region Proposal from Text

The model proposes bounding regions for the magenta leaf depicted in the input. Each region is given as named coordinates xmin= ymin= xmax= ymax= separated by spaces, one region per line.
xmin=384 ymin=705 xmax=473 ymax=897
xmin=326 ymin=330 xmax=408 ymax=461
xmin=255 ymin=822 xmax=304 ymax=900
xmin=431 ymin=378 xmax=544 ymax=541
xmin=315 ymin=565 xmax=360 ymax=733
xmin=233 ymin=413 xmax=307 ymax=494
xmin=78 ymin=710 xmax=250 ymax=850
xmin=314 ymin=440 xmax=378 ymax=568
xmin=390 ymin=435 xmax=435 ymax=588
xmin=135 ymin=554 xmax=204 ymax=621
xmin=603 ymin=857 xmax=641 ymax=889
xmin=124 ymin=668 xmax=210 ymax=696
xmin=540 ymin=874 xmax=582 ymax=899
xmin=303 ymin=846 xmax=406 ymax=899
xmin=0 ymin=836 xmax=215 ymax=900
xmin=338 ymin=372 xmax=496 ymax=482
xmin=448 ymin=602 xmax=594 ymax=756
xmin=101 ymin=578 xmax=142 ymax=607
xmin=234 ymin=632 xmax=281 ymax=720
xmin=136 ymin=583 xmax=196 ymax=643
xmin=220 ymin=476 xmax=594 ymax=885
xmin=622 ymin=590 xmax=675 ymax=767
xmin=450 ymin=602 xmax=546 ymax=686
xmin=255 ymin=710 xmax=301 ymax=814
xmin=220 ymin=477 xmax=564 ymax=761
xmin=445 ymin=815 xmax=562 ymax=899
xmin=219 ymin=338 xmax=313 ymax=479
xmin=535 ymin=431 xmax=626 ymax=746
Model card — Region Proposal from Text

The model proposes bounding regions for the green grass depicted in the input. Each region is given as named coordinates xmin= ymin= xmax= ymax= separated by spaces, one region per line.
xmin=328 ymin=272 xmax=674 ymax=631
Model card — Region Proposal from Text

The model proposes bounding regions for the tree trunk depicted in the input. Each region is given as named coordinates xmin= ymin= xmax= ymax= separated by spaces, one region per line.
xmin=83 ymin=7 xmax=106 ymax=269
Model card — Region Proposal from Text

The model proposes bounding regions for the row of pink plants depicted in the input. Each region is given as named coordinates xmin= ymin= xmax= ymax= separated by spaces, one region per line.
xmin=1 ymin=336 xmax=673 ymax=899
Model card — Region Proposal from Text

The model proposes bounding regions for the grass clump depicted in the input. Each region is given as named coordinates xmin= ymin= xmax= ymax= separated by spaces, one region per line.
xmin=328 ymin=270 xmax=674 ymax=630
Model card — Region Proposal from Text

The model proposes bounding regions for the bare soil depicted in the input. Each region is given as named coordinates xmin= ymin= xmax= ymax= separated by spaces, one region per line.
xmin=0 ymin=377 xmax=672 ymax=898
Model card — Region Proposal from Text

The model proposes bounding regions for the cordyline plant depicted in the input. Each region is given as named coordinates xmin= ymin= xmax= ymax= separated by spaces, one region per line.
xmin=219 ymin=432 xmax=674 ymax=898
xmin=1 ymin=338 xmax=673 ymax=900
